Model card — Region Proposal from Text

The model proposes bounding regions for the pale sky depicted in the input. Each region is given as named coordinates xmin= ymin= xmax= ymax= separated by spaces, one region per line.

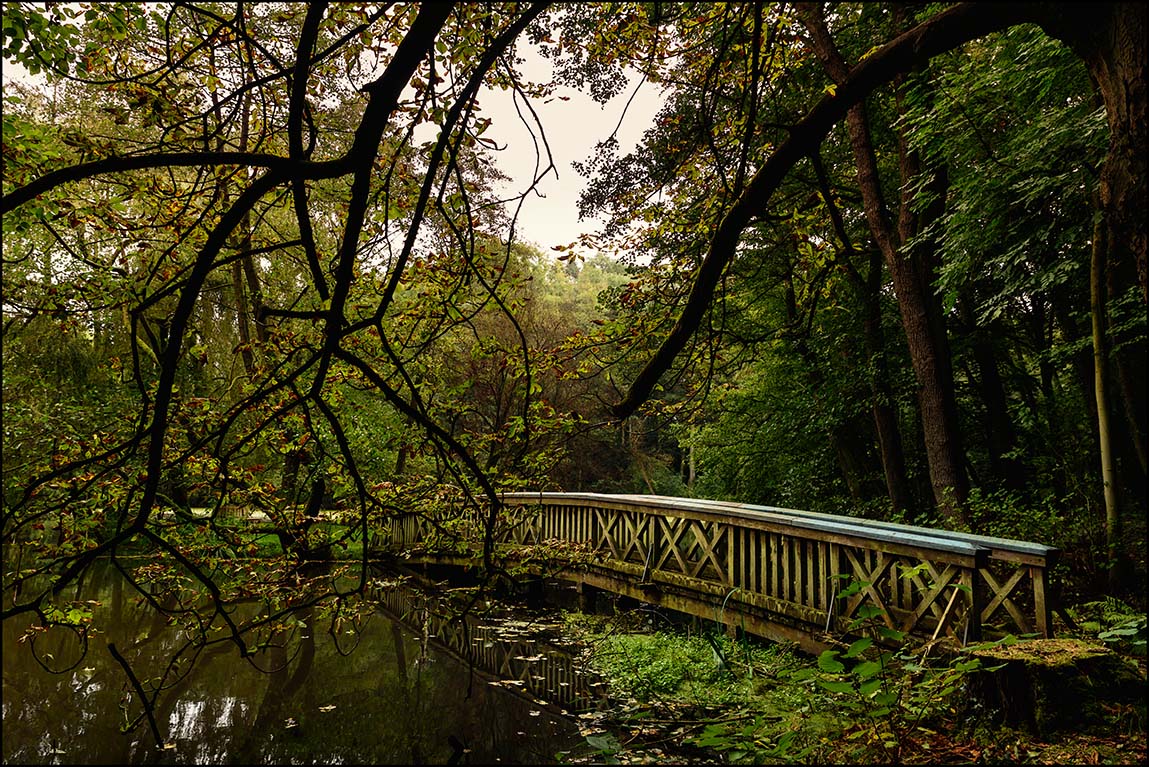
xmin=2 ymin=33 xmax=666 ymax=256
xmin=476 ymin=54 xmax=664 ymax=253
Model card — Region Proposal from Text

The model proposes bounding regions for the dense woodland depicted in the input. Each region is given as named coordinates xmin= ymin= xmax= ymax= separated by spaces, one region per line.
xmin=1 ymin=2 xmax=1146 ymax=751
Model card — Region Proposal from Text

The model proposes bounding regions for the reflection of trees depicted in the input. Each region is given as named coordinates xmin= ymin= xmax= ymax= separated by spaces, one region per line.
xmin=4 ymin=563 xmax=582 ymax=764
xmin=389 ymin=618 xmax=426 ymax=765
xmin=232 ymin=606 xmax=317 ymax=765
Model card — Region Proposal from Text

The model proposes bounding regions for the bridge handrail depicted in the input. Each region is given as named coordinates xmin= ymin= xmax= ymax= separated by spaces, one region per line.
xmin=601 ymin=494 xmax=1059 ymax=567
xmin=502 ymin=491 xmax=990 ymax=566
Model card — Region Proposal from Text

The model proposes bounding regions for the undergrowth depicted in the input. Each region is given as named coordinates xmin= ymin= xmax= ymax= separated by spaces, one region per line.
xmin=562 ymin=606 xmax=1147 ymax=765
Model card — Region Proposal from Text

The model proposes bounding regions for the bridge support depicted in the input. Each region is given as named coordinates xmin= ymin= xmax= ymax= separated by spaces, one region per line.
xmin=577 ymin=582 xmax=599 ymax=613
xmin=525 ymin=577 xmax=546 ymax=609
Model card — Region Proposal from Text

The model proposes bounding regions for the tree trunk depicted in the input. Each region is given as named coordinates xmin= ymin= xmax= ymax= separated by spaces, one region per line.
xmin=957 ymin=294 xmax=1025 ymax=491
xmin=812 ymin=147 xmax=916 ymax=517
xmin=1090 ymin=205 xmax=1125 ymax=593
xmin=800 ymin=6 xmax=969 ymax=525
xmin=970 ymin=639 xmax=1144 ymax=734
xmin=858 ymin=240 xmax=916 ymax=516
xmin=1044 ymin=4 xmax=1148 ymax=541
xmin=1042 ymin=2 xmax=1147 ymax=305
xmin=1107 ymin=231 xmax=1149 ymax=486
xmin=831 ymin=417 xmax=874 ymax=502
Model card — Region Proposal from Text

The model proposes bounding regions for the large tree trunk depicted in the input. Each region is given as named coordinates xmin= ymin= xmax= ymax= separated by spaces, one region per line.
xmin=1042 ymin=2 xmax=1147 ymax=304
xmin=1041 ymin=2 xmax=1145 ymax=592
xmin=1108 ymin=241 xmax=1149 ymax=488
xmin=800 ymin=6 xmax=969 ymax=525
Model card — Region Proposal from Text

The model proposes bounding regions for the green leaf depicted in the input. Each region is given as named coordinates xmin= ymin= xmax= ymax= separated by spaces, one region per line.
xmin=817 ymin=650 xmax=844 ymax=674
xmin=586 ymin=734 xmax=618 ymax=752
xmin=852 ymin=660 xmax=882 ymax=680
xmin=789 ymin=667 xmax=817 ymax=682
xmin=873 ymin=691 xmax=898 ymax=707
xmin=877 ymin=626 xmax=906 ymax=642
xmin=818 ymin=679 xmax=854 ymax=694
xmin=844 ymin=637 xmax=872 ymax=658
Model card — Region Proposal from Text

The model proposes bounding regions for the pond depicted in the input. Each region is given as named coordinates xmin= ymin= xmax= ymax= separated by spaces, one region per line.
xmin=2 ymin=561 xmax=599 ymax=765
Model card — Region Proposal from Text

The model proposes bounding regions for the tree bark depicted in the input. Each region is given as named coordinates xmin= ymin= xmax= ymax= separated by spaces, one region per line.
xmin=1090 ymin=199 xmax=1124 ymax=592
xmin=1041 ymin=2 xmax=1144 ymax=591
xmin=1040 ymin=2 xmax=1147 ymax=304
xmin=811 ymin=149 xmax=917 ymax=516
xmin=799 ymin=5 xmax=969 ymax=524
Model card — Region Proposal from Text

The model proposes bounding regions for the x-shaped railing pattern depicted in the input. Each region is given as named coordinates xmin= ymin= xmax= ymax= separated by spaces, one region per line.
xmin=380 ymin=493 xmax=1058 ymax=644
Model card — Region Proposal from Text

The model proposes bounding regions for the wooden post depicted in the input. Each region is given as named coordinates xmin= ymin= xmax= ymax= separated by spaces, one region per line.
xmin=805 ymin=539 xmax=817 ymax=607
xmin=769 ymin=534 xmax=781 ymax=597
xmin=577 ymin=581 xmax=599 ymax=613
xmin=963 ymin=566 xmax=983 ymax=643
xmin=1031 ymin=565 xmax=1051 ymax=638
xmin=827 ymin=542 xmax=841 ymax=631
xmin=727 ymin=526 xmax=738 ymax=589
xmin=526 ymin=577 xmax=546 ymax=609
xmin=781 ymin=536 xmax=791 ymax=602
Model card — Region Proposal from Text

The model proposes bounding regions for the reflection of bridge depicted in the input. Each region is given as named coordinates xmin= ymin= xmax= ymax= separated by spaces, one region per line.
xmin=368 ymin=575 xmax=601 ymax=714
xmin=380 ymin=493 xmax=1058 ymax=652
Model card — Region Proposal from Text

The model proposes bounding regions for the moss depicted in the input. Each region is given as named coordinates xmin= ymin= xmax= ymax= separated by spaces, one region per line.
xmin=971 ymin=638 xmax=1146 ymax=734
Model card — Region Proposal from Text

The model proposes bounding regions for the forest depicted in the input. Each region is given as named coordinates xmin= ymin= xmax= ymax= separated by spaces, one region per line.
xmin=2 ymin=2 xmax=1146 ymax=764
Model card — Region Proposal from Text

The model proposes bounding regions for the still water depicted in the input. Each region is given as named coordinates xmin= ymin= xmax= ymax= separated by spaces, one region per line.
xmin=2 ymin=561 xmax=595 ymax=764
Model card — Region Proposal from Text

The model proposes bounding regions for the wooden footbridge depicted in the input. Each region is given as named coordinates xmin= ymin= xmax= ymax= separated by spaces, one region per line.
xmin=378 ymin=492 xmax=1059 ymax=652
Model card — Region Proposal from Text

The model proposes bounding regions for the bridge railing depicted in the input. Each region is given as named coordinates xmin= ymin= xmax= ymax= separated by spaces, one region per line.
xmin=380 ymin=492 xmax=1058 ymax=645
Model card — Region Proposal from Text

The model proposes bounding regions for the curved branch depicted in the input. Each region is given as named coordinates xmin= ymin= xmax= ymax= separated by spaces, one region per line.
xmin=1 ymin=152 xmax=292 ymax=214
xmin=610 ymin=1 xmax=1043 ymax=418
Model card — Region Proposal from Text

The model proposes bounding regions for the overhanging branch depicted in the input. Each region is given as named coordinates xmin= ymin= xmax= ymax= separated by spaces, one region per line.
xmin=610 ymin=2 xmax=1043 ymax=419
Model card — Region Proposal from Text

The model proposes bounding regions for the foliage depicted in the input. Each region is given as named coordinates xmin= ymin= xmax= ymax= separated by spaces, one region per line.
xmin=590 ymin=630 xmax=741 ymax=704
xmin=804 ymin=632 xmax=1005 ymax=763
xmin=1097 ymin=614 xmax=1148 ymax=657
xmin=1074 ymin=598 xmax=1148 ymax=656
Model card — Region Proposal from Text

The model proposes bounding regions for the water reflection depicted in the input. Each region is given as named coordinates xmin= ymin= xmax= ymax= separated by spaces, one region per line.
xmin=2 ymin=561 xmax=587 ymax=764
